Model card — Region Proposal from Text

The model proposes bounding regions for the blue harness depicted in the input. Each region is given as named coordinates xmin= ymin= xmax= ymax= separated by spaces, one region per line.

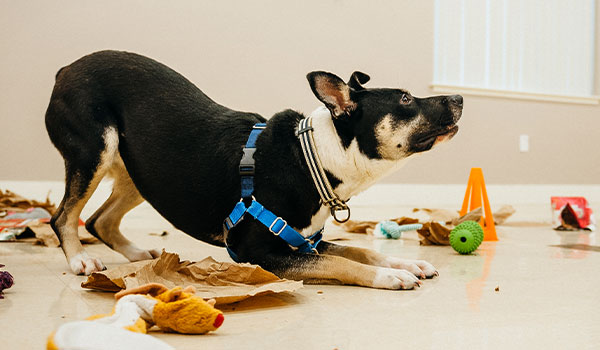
xmin=223 ymin=123 xmax=323 ymax=262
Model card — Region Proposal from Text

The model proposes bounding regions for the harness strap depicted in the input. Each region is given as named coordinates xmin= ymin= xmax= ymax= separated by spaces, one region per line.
xmin=224 ymin=122 xmax=323 ymax=262
xmin=240 ymin=123 xmax=266 ymax=198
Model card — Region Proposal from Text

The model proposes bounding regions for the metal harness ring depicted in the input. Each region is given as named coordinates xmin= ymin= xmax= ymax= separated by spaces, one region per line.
xmin=331 ymin=206 xmax=351 ymax=223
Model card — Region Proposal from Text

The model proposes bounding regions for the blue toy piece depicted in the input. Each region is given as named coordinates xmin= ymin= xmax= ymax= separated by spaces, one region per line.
xmin=449 ymin=220 xmax=484 ymax=254
xmin=374 ymin=221 xmax=423 ymax=239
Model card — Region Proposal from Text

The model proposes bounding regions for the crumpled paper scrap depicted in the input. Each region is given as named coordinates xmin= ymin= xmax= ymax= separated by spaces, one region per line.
xmin=334 ymin=217 xmax=419 ymax=235
xmin=412 ymin=208 xmax=459 ymax=223
xmin=0 ymin=189 xmax=97 ymax=246
xmin=334 ymin=206 xmax=515 ymax=246
xmin=0 ymin=189 xmax=56 ymax=215
xmin=416 ymin=222 xmax=451 ymax=245
xmin=26 ymin=220 xmax=97 ymax=247
xmin=82 ymin=251 xmax=303 ymax=305
xmin=414 ymin=205 xmax=515 ymax=226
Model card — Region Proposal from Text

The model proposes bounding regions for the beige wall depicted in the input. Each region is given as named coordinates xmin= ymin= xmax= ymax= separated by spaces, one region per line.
xmin=1 ymin=0 xmax=599 ymax=184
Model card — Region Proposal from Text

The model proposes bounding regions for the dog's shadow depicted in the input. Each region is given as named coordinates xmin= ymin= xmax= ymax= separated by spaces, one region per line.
xmin=217 ymin=291 xmax=303 ymax=313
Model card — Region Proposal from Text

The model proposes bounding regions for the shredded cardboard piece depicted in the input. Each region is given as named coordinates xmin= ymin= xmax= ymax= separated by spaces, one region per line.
xmin=334 ymin=206 xmax=515 ymax=246
xmin=82 ymin=251 xmax=303 ymax=305
xmin=0 ymin=189 xmax=97 ymax=246
xmin=450 ymin=207 xmax=482 ymax=226
xmin=493 ymin=205 xmax=516 ymax=225
xmin=0 ymin=189 xmax=57 ymax=215
xmin=27 ymin=223 xmax=97 ymax=247
xmin=415 ymin=205 xmax=515 ymax=226
xmin=416 ymin=222 xmax=451 ymax=245
xmin=333 ymin=219 xmax=379 ymax=234
xmin=334 ymin=217 xmax=420 ymax=235
xmin=412 ymin=208 xmax=459 ymax=223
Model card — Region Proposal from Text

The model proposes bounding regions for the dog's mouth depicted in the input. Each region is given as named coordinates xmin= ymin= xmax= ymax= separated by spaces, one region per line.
xmin=411 ymin=125 xmax=459 ymax=153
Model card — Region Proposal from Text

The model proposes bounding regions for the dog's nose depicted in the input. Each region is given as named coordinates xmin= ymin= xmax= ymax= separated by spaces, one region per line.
xmin=448 ymin=95 xmax=463 ymax=106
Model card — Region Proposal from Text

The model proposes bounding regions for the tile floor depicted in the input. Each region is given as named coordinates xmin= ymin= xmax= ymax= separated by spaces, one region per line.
xmin=1 ymin=181 xmax=599 ymax=349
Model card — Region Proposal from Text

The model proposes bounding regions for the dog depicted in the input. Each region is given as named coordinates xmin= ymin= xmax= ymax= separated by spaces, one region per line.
xmin=45 ymin=50 xmax=462 ymax=290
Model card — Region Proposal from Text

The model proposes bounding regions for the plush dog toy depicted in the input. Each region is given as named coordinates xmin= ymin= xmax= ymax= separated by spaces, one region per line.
xmin=47 ymin=283 xmax=224 ymax=350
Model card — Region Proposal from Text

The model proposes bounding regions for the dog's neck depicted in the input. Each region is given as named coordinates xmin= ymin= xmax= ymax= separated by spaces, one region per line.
xmin=297 ymin=107 xmax=410 ymax=236
xmin=308 ymin=107 xmax=410 ymax=201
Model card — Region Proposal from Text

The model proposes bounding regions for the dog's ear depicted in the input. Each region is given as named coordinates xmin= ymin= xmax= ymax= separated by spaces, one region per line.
xmin=347 ymin=71 xmax=370 ymax=91
xmin=307 ymin=71 xmax=357 ymax=118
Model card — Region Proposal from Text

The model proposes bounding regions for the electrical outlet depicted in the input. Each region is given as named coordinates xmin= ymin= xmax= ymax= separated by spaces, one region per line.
xmin=519 ymin=134 xmax=529 ymax=152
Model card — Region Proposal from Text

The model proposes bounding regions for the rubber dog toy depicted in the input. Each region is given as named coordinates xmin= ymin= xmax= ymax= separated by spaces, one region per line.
xmin=47 ymin=283 xmax=224 ymax=350
xmin=0 ymin=264 xmax=13 ymax=299
xmin=374 ymin=221 xmax=423 ymax=239
xmin=449 ymin=220 xmax=484 ymax=254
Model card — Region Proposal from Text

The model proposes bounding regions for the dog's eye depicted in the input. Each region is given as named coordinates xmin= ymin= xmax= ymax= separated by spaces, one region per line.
xmin=400 ymin=94 xmax=411 ymax=104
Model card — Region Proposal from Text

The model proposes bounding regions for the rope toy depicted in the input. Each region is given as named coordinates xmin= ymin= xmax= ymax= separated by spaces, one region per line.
xmin=373 ymin=221 xmax=423 ymax=239
xmin=449 ymin=220 xmax=484 ymax=254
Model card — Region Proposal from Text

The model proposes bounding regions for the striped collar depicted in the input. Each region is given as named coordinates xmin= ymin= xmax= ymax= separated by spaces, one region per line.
xmin=297 ymin=117 xmax=351 ymax=223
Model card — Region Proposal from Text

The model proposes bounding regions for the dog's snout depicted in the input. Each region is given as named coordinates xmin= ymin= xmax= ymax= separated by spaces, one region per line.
xmin=448 ymin=95 xmax=463 ymax=106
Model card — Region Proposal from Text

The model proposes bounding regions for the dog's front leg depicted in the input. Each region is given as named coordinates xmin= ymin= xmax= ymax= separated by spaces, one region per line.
xmin=317 ymin=241 xmax=438 ymax=279
xmin=258 ymin=252 xmax=421 ymax=290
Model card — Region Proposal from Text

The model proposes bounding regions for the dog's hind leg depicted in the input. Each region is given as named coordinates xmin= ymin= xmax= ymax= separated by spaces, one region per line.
xmin=85 ymin=157 xmax=161 ymax=262
xmin=50 ymin=133 xmax=115 ymax=275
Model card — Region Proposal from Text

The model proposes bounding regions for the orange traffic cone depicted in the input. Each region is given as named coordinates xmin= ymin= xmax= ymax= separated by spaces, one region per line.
xmin=460 ymin=168 xmax=498 ymax=241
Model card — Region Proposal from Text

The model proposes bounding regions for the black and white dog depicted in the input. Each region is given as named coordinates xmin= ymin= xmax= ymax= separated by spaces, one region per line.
xmin=45 ymin=51 xmax=462 ymax=290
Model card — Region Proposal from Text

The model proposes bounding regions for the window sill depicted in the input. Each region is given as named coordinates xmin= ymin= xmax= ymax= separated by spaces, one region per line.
xmin=430 ymin=84 xmax=600 ymax=105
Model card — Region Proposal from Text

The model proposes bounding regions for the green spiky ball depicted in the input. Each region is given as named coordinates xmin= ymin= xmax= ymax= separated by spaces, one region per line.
xmin=450 ymin=221 xmax=484 ymax=254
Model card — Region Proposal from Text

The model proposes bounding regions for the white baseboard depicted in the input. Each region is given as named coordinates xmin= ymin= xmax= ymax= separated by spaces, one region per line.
xmin=3 ymin=180 xmax=599 ymax=209
xmin=351 ymin=184 xmax=600 ymax=207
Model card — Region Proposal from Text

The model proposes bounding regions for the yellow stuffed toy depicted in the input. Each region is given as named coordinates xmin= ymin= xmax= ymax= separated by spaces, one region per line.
xmin=47 ymin=283 xmax=224 ymax=350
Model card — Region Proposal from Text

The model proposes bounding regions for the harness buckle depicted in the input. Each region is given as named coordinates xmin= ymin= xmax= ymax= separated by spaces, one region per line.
xmin=269 ymin=217 xmax=288 ymax=236
xmin=239 ymin=147 xmax=256 ymax=175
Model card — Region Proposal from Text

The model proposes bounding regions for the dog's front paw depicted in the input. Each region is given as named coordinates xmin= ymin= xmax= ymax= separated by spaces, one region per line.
xmin=69 ymin=253 xmax=105 ymax=275
xmin=372 ymin=267 xmax=422 ymax=290
xmin=387 ymin=258 xmax=438 ymax=279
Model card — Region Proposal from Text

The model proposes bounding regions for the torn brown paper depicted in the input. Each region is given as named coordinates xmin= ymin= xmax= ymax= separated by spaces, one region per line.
xmin=416 ymin=222 xmax=451 ymax=245
xmin=0 ymin=189 xmax=56 ymax=215
xmin=417 ymin=205 xmax=515 ymax=226
xmin=27 ymin=222 xmax=97 ymax=247
xmin=493 ymin=205 xmax=516 ymax=225
xmin=82 ymin=251 xmax=303 ymax=305
xmin=412 ymin=208 xmax=459 ymax=223
xmin=334 ymin=217 xmax=419 ymax=235
xmin=449 ymin=207 xmax=482 ymax=226
xmin=1 ymin=188 xmax=97 ymax=246
xmin=333 ymin=219 xmax=379 ymax=234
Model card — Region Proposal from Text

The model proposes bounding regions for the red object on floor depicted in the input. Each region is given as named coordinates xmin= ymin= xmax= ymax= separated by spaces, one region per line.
xmin=551 ymin=196 xmax=594 ymax=229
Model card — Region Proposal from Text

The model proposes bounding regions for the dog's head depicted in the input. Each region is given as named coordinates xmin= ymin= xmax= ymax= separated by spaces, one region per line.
xmin=307 ymin=71 xmax=462 ymax=160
